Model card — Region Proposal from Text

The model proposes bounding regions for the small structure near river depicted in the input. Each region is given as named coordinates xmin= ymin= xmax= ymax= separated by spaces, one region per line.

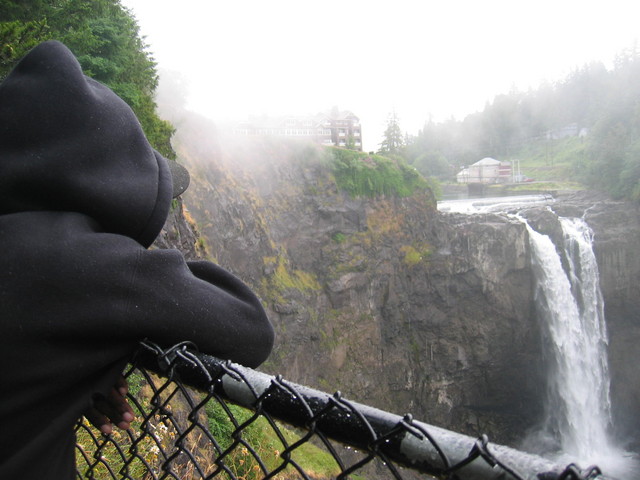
xmin=456 ymin=157 xmax=514 ymax=184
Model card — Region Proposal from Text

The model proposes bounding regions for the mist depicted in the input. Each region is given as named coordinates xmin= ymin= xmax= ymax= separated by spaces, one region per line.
xmin=123 ymin=0 xmax=640 ymax=152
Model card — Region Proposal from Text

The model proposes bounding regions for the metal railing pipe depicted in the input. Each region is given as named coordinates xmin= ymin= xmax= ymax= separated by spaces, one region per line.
xmin=134 ymin=341 xmax=610 ymax=480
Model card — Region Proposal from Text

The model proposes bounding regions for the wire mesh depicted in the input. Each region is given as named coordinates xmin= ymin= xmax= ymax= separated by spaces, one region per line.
xmin=75 ymin=340 xmax=609 ymax=480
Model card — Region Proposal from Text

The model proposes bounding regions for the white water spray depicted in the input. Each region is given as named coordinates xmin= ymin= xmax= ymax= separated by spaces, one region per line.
xmin=526 ymin=218 xmax=611 ymax=456
xmin=524 ymin=215 xmax=635 ymax=476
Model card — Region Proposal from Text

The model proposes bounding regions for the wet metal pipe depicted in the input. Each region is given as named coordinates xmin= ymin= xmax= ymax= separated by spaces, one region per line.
xmin=136 ymin=342 xmax=610 ymax=480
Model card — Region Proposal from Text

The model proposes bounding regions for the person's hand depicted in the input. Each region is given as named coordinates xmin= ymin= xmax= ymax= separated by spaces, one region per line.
xmin=85 ymin=376 xmax=135 ymax=435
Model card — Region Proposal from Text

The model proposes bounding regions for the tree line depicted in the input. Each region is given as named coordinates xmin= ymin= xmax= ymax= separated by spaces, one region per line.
xmin=378 ymin=45 xmax=640 ymax=201
xmin=0 ymin=0 xmax=175 ymax=159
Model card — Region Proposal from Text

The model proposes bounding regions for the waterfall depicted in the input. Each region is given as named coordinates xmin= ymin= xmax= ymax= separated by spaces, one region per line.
xmin=525 ymin=217 xmax=612 ymax=458
xmin=439 ymin=195 xmax=637 ymax=476
xmin=524 ymin=214 xmax=634 ymax=476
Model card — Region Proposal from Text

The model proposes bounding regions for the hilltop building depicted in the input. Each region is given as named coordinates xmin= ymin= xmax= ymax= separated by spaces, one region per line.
xmin=456 ymin=157 xmax=513 ymax=184
xmin=233 ymin=109 xmax=362 ymax=150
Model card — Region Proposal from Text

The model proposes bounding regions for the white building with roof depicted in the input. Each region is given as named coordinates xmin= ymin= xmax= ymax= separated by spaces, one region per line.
xmin=456 ymin=158 xmax=513 ymax=184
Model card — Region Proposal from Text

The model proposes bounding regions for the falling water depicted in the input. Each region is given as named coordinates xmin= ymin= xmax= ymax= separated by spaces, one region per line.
xmin=439 ymin=196 xmax=637 ymax=475
xmin=524 ymin=215 xmax=636 ymax=476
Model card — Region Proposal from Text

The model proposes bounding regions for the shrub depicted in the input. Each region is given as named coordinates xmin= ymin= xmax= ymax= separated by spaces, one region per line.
xmin=329 ymin=148 xmax=427 ymax=198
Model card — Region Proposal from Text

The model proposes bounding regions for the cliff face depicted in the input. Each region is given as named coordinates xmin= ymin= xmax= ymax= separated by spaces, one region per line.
xmin=157 ymin=113 xmax=639 ymax=447
xmin=156 ymin=116 xmax=546 ymax=444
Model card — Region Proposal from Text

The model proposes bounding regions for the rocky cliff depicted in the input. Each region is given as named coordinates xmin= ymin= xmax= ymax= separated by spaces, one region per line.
xmin=156 ymin=112 xmax=640 ymax=449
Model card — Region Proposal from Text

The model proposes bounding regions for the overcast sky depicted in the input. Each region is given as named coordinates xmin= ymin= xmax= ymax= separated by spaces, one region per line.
xmin=122 ymin=0 xmax=640 ymax=151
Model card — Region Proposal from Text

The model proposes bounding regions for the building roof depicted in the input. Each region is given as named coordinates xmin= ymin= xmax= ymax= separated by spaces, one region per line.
xmin=473 ymin=157 xmax=501 ymax=166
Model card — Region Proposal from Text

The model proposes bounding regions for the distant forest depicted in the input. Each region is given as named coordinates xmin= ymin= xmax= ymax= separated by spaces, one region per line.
xmin=0 ymin=0 xmax=175 ymax=159
xmin=386 ymin=45 xmax=640 ymax=201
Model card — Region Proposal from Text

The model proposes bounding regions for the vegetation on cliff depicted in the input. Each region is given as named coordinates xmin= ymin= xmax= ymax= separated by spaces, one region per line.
xmin=329 ymin=146 xmax=435 ymax=198
xmin=0 ymin=0 xmax=175 ymax=158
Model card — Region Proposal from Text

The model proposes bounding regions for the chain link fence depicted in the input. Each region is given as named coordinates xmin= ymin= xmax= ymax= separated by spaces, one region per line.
xmin=75 ymin=340 xmax=609 ymax=480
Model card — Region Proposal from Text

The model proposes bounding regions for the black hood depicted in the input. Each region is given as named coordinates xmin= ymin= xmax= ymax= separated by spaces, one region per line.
xmin=0 ymin=41 xmax=173 ymax=247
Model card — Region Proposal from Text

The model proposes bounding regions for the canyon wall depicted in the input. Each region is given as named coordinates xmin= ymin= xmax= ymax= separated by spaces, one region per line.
xmin=157 ymin=113 xmax=639 ymax=449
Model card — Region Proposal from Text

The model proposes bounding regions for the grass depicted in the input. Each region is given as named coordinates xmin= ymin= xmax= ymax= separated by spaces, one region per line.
xmin=400 ymin=243 xmax=432 ymax=267
xmin=507 ymin=181 xmax=585 ymax=192
xmin=263 ymin=255 xmax=321 ymax=294
xmin=329 ymin=147 xmax=428 ymax=198
xmin=76 ymin=371 xmax=342 ymax=480
xmin=454 ymin=137 xmax=591 ymax=195
xmin=206 ymin=401 xmax=341 ymax=479
xmin=506 ymin=136 xmax=587 ymax=183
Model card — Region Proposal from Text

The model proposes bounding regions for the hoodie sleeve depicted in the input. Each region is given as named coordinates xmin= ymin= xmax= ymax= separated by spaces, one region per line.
xmin=118 ymin=245 xmax=274 ymax=369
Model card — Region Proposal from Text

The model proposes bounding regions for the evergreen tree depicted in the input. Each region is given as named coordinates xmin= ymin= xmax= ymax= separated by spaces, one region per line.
xmin=378 ymin=111 xmax=404 ymax=155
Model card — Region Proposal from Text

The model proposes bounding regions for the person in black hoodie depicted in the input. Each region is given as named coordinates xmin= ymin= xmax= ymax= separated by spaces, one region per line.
xmin=0 ymin=41 xmax=274 ymax=479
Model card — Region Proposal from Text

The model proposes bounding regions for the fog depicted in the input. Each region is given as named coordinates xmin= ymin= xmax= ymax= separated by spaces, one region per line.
xmin=122 ymin=0 xmax=640 ymax=151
